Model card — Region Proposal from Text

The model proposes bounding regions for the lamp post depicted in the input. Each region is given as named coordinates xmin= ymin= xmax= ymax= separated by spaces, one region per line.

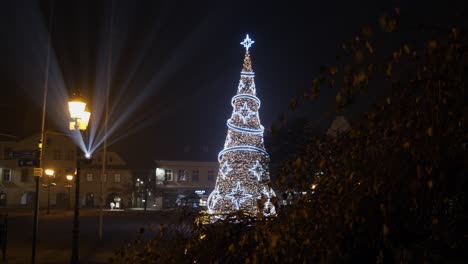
xmin=66 ymin=175 xmax=73 ymax=210
xmin=68 ymin=95 xmax=91 ymax=264
xmin=45 ymin=169 xmax=55 ymax=215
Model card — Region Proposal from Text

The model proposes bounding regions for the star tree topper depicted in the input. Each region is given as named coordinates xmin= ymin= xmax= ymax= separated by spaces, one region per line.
xmin=241 ymin=34 xmax=255 ymax=51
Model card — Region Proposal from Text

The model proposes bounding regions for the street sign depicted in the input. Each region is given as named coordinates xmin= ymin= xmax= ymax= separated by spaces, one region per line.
xmin=10 ymin=150 xmax=38 ymax=159
xmin=34 ymin=168 xmax=43 ymax=177
xmin=18 ymin=159 xmax=39 ymax=167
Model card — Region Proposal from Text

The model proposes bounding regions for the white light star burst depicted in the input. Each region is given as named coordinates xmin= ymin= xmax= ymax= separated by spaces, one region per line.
xmin=220 ymin=161 xmax=233 ymax=179
xmin=207 ymin=185 xmax=221 ymax=213
xmin=249 ymin=160 xmax=265 ymax=181
xmin=226 ymin=181 xmax=253 ymax=210
xmin=237 ymin=102 xmax=255 ymax=124
xmin=237 ymin=79 xmax=245 ymax=93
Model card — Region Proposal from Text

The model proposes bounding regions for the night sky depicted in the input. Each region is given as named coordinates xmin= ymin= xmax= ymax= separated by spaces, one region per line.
xmin=0 ymin=0 xmax=466 ymax=168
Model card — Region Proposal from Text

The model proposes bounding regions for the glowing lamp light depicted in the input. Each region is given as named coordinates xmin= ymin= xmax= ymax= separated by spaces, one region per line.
xmin=77 ymin=111 xmax=91 ymax=130
xmin=45 ymin=169 xmax=54 ymax=177
xmin=68 ymin=94 xmax=90 ymax=131
xmin=68 ymin=101 xmax=86 ymax=119
xmin=84 ymin=152 xmax=92 ymax=159
xmin=66 ymin=175 xmax=74 ymax=181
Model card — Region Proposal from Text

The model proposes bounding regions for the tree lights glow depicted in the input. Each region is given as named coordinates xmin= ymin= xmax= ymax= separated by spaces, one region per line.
xmin=207 ymin=35 xmax=276 ymax=217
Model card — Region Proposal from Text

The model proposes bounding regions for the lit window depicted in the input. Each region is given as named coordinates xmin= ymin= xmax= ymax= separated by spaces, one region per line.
xmin=164 ymin=170 xmax=173 ymax=181
xmin=2 ymin=169 xmax=11 ymax=182
xmin=114 ymin=174 xmax=121 ymax=183
xmin=178 ymin=170 xmax=186 ymax=181
xmin=208 ymin=170 xmax=214 ymax=181
xmin=192 ymin=169 xmax=199 ymax=182
xmin=86 ymin=173 xmax=93 ymax=182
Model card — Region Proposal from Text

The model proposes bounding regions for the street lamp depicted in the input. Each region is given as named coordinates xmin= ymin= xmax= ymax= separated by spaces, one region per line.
xmin=66 ymin=175 xmax=73 ymax=209
xmin=45 ymin=169 xmax=55 ymax=215
xmin=68 ymin=94 xmax=91 ymax=264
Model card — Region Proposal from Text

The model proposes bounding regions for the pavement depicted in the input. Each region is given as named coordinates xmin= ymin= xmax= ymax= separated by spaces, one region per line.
xmin=0 ymin=207 xmax=185 ymax=264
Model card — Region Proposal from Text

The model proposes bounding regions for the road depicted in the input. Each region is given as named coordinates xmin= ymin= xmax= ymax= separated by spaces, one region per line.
xmin=1 ymin=208 xmax=184 ymax=264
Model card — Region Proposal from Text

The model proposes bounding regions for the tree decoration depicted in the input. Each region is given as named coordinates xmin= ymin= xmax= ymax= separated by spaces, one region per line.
xmin=207 ymin=34 xmax=276 ymax=217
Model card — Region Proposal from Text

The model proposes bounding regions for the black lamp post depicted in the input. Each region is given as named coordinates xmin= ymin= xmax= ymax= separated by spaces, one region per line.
xmin=45 ymin=169 xmax=55 ymax=215
xmin=66 ymin=175 xmax=73 ymax=210
xmin=68 ymin=96 xmax=91 ymax=264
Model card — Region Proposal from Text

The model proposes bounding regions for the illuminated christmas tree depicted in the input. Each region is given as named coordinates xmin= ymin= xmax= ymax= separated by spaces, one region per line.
xmin=207 ymin=35 xmax=276 ymax=217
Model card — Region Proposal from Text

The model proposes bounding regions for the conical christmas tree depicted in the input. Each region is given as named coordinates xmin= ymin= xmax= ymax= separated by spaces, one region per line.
xmin=207 ymin=35 xmax=276 ymax=217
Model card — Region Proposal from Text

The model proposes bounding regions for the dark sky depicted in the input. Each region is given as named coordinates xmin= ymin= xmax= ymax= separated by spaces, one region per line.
xmin=0 ymin=0 xmax=467 ymax=168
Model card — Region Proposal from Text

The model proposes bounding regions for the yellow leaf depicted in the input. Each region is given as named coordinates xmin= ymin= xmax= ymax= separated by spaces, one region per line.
xmin=403 ymin=44 xmax=410 ymax=54
xmin=386 ymin=63 xmax=392 ymax=77
xmin=336 ymin=92 xmax=343 ymax=104
xmin=387 ymin=19 xmax=397 ymax=32
xmin=358 ymin=71 xmax=367 ymax=82
xmin=338 ymin=185 xmax=343 ymax=193
xmin=427 ymin=127 xmax=433 ymax=137
xmin=378 ymin=15 xmax=388 ymax=31
xmin=328 ymin=65 xmax=338 ymax=75
xmin=310 ymin=86 xmax=319 ymax=98
xmin=294 ymin=158 xmax=302 ymax=167
xmin=383 ymin=224 xmax=389 ymax=236
xmin=426 ymin=167 xmax=433 ymax=175
xmin=365 ymin=41 xmax=374 ymax=54
xmin=228 ymin=244 xmax=235 ymax=252
xmin=428 ymin=40 xmax=437 ymax=50
xmin=402 ymin=141 xmax=410 ymax=149
xmin=427 ymin=180 xmax=433 ymax=189
xmin=269 ymin=233 xmax=280 ymax=251
xmin=290 ymin=98 xmax=298 ymax=110
xmin=319 ymin=159 xmax=326 ymax=169
xmin=355 ymin=50 xmax=364 ymax=63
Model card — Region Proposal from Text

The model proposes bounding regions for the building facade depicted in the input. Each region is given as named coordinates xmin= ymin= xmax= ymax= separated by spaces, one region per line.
xmin=0 ymin=132 xmax=132 ymax=209
xmin=150 ymin=160 xmax=218 ymax=209
xmin=80 ymin=150 xmax=133 ymax=209
xmin=0 ymin=132 xmax=77 ymax=207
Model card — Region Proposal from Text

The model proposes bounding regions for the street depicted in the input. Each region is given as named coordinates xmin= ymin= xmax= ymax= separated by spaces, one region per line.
xmin=1 ymin=208 xmax=182 ymax=264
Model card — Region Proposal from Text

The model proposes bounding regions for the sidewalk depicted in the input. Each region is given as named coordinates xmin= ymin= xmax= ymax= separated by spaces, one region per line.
xmin=0 ymin=206 xmax=178 ymax=217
